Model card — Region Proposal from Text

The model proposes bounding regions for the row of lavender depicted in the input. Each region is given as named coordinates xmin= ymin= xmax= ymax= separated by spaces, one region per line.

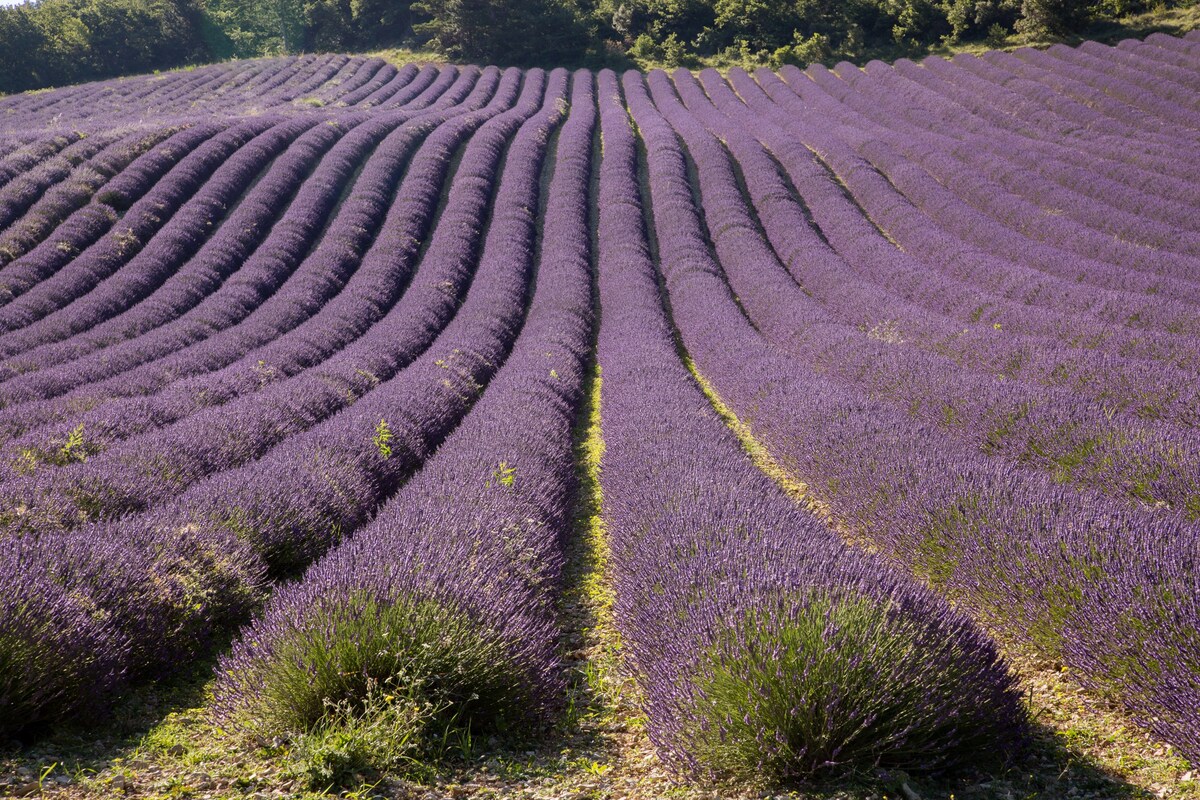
xmin=0 ymin=56 xmax=451 ymax=133
xmin=217 ymin=66 xmax=597 ymax=742
xmin=0 ymin=70 xmax=495 ymax=485
xmin=628 ymin=34 xmax=1200 ymax=763
xmin=0 ymin=32 xmax=1196 ymax=782
xmin=594 ymin=69 xmax=1023 ymax=777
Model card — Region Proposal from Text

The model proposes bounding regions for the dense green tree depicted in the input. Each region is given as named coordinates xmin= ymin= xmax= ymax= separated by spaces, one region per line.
xmin=348 ymin=0 xmax=416 ymax=47
xmin=1016 ymin=0 xmax=1093 ymax=36
xmin=0 ymin=0 xmax=207 ymax=94
xmin=943 ymin=0 xmax=1020 ymax=40
xmin=0 ymin=7 xmax=47 ymax=92
xmin=413 ymin=0 xmax=590 ymax=63
xmin=199 ymin=0 xmax=306 ymax=57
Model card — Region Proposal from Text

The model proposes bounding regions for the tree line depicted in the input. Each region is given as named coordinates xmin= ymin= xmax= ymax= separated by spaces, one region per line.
xmin=0 ymin=0 xmax=1189 ymax=94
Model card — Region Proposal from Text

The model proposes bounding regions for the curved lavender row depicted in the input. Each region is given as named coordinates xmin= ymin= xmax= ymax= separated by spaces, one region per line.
xmin=0 ymin=132 xmax=88 ymax=188
xmin=128 ymin=58 xmax=309 ymax=121
xmin=126 ymin=66 xmax=246 ymax=119
xmin=140 ymin=65 xmax=559 ymax=574
xmin=216 ymin=68 xmax=594 ymax=741
xmin=374 ymin=66 xmax=459 ymax=112
xmin=327 ymin=58 xmax=402 ymax=104
xmin=151 ymin=61 xmax=318 ymax=116
xmin=7 ymin=66 xmax=237 ymax=131
xmin=0 ymin=113 xmax=359 ymax=387
xmin=1009 ymin=46 xmax=1200 ymax=135
xmin=1 ymin=68 xmax=186 ymax=122
xmin=238 ymin=56 xmax=326 ymax=104
xmin=942 ymin=52 xmax=1198 ymax=166
xmin=0 ymin=66 xmax=134 ymax=112
xmin=261 ymin=56 xmax=339 ymax=95
xmin=628 ymin=71 xmax=1200 ymax=766
xmin=359 ymin=64 xmax=434 ymax=108
xmin=0 ymin=210 xmax=119 ymax=298
xmin=262 ymin=56 xmax=398 ymax=110
xmin=276 ymin=55 xmax=353 ymax=104
xmin=0 ymin=68 xmax=563 ymax=732
xmin=275 ymin=57 xmax=363 ymax=101
xmin=0 ymin=70 xmax=494 ymax=448
xmin=913 ymin=50 xmax=1195 ymax=176
xmin=0 ymin=123 xmax=229 ymax=308
xmin=657 ymin=74 xmax=1200 ymax=510
xmin=0 ymin=117 xmax=282 ymax=339
xmin=791 ymin=66 xmax=1200 ymax=292
xmin=0 ymin=83 xmax=156 ymax=130
xmin=656 ymin=72 xmax=1200 ymax=513
xmin=871 ymin=59 xmax=1200 ymax=237
xmin=191 ymin=60 xmax=276 ymax=106
xmin=992 ymin=45 xmax=1200 ymax=144
xmin=840 ymin=60 xmax=1200 ymax=248
xmin=1025 ymin=50 xmax=1200 ymax=134
xmin=1123 ymin=35 xmax=1200 ymax=73
xmin=604 ymin=68 xmax=1022 ymax=779
xmin=0 ymin=68 xmax=481 ymax=388
xmin=780 ymin=61 xmax=1200 ymax=311
xmin=712 ymin=68 xmax=1200 ymax=404
xmin=834 ymin=66 xmax=1200 ymax=264
xmin=0 ymin=131 xmax=120 ymax=230
xmin=0 ymin=68 xmax=502 ymax=459
xmin=1063 ymin=41 xmax=1200 ymax=115
xmin=0 ymin=126 xmax=182 ymax=269
xmin=761 ymin=67 xmax=1200 ymax=349
xmin=93 ymin=121 xmax=231 ymax=208
xmin=334 ymin=62 xmax=405 ymax=107
xmin=211 ymin=57 xmax=342 ymax=112
xmin=0 ymin=127 xmax=84 ymax=151
xmin=0 ymin=57 xmax=337 ymax=131
xmin=744 ymin=69 xmax=1200 ymax=359
xmin=0 ymin=117 xmax=313 ymax=367
xmin=381 ymin=66 xmax=462 ymax=112
xmin=0 ymin=70 xmax=542 ymax=537
xmin=221 ymin=58 xmax=292 ymax=94
xmin=296 ymin=57 xmax=371 ymax=105
xmin=909 ymin=52 xmax=1200 ymax=188
xmin=308 ymin=58 xmax=388 ymax=106
xmin=792 ymin=62 xmax=1200 ymax=302
xmin=1082 ymin=38 xmax=1200 ymax=96
xmin=906 ymin=49 xmax=1200 ymax=184
xmin=397 ymin=65 xmax=463 ymax=105
xmin=678 ymin=69 xmax=1200 ymax=433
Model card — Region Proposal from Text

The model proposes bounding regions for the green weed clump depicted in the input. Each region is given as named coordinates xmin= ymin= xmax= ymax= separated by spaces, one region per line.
xmin=217 ymin=593 xmax=539 ymax=774
xmin=686 ymin=595 xmax=1021 ymax=783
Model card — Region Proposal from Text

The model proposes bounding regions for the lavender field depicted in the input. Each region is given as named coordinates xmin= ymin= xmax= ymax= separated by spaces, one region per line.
xmin=1 ymin=33 xmax=1199 ymax=797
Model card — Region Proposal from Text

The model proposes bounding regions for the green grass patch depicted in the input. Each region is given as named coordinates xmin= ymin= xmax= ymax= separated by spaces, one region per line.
xmin=218 ymin=593 xmax=538 ymax=778
xmin=688 ymin=595 xmax=1017 ymax=782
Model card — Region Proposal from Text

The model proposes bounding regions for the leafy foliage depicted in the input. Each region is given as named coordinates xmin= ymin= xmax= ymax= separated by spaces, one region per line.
xmin=3 ymin=0 xmax=1188 ymax=92
xmin=0 ymin=0 xmax=206 ymax=93
xmin=413 ymin=0 xmax=591 ymax=64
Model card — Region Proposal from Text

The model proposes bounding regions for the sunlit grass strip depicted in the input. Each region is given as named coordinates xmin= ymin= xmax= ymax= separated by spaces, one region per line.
xmin=564 ymin=364 xmax=641 ymax=727
xmin=682 ymin=354 xmax=824 ymax=518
